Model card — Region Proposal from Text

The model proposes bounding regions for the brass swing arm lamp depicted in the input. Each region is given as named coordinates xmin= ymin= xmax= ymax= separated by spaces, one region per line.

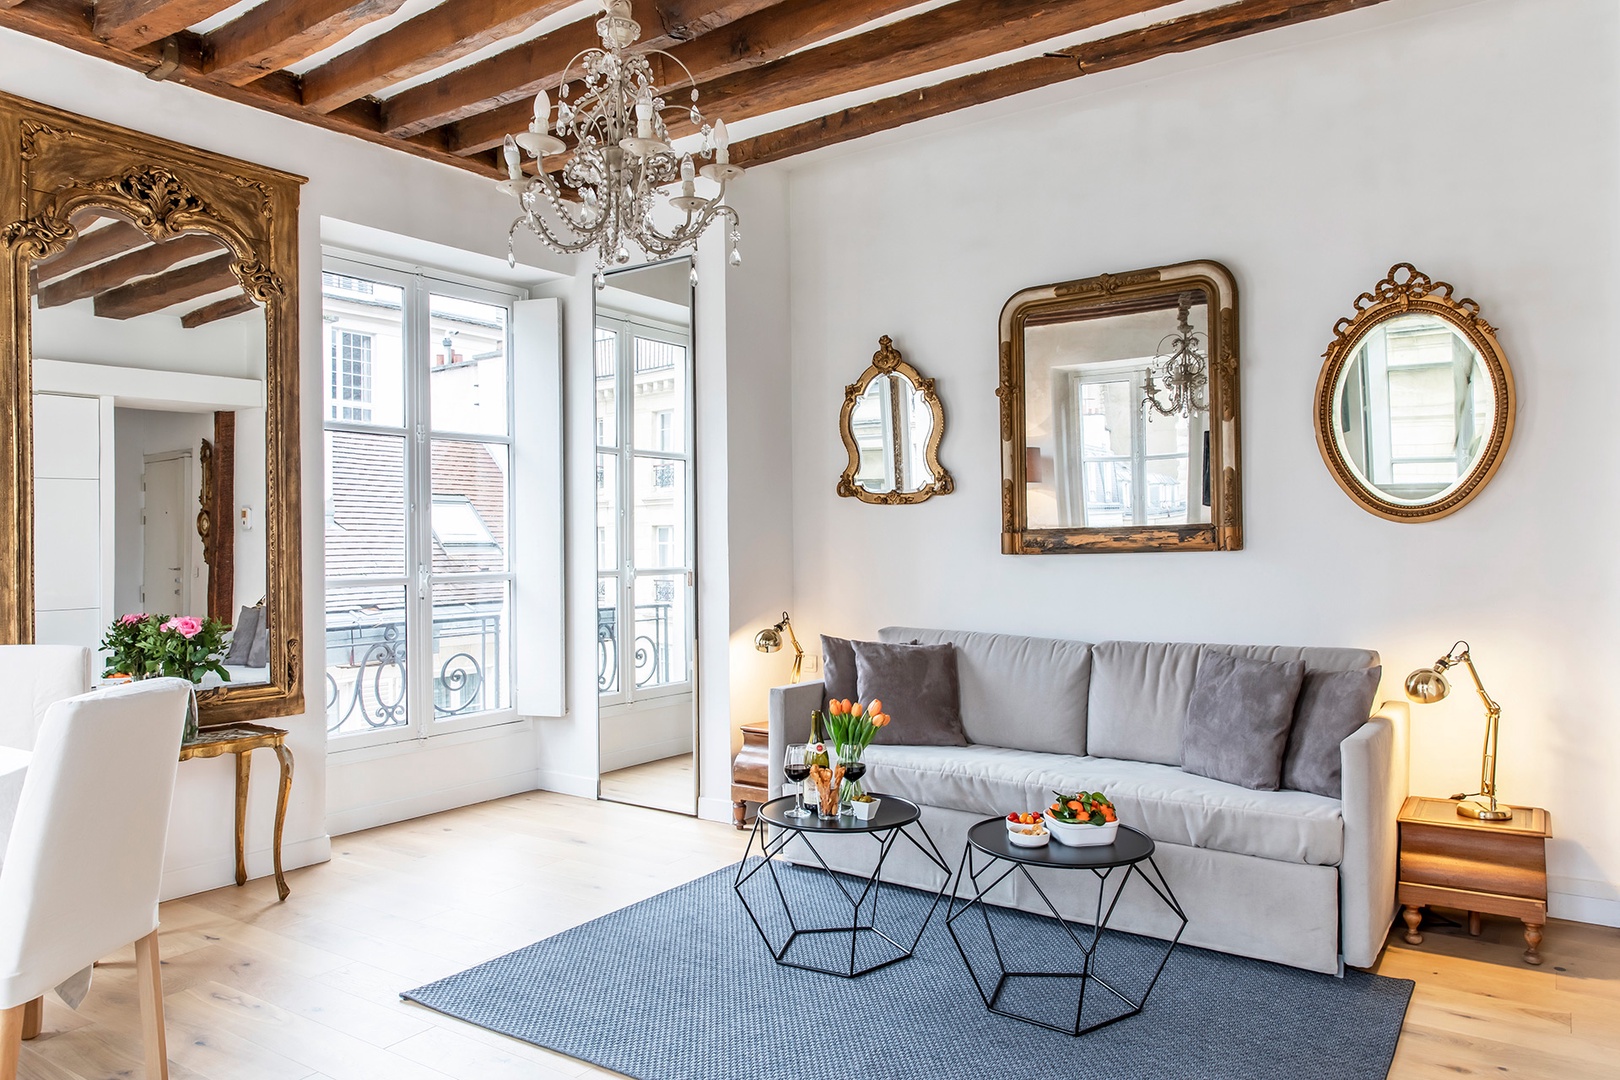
xmin=754 ymin=611 xmax=804 ymax=684
xmin=1405 ymin=640 xmax=1512 ymax=822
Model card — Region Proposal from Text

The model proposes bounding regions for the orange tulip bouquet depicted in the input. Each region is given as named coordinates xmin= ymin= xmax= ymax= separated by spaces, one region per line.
xmin=813 ymin=698 xmax=891 ymax=817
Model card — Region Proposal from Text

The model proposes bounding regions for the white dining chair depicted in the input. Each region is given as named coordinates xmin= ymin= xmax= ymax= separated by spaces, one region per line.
xmin=0 ymin=678 xmax=189 ymax=1080
xmin=0 ymin=645 xmax=91 ymax=752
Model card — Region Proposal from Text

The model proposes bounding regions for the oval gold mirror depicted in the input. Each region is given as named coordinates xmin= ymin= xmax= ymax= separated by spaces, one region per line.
xmin=1316 ymin=264 xmax=1514 ymax=522
xmin=837 ymin=336 xmax=952 ymax=504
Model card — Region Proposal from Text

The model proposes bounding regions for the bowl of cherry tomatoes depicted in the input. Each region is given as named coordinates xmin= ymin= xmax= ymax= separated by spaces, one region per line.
xmin=1004 ymin=811 xmax=1050 ymax=847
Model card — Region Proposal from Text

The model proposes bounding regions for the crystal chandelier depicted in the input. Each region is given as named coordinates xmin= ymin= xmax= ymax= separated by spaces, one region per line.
xmin=497 ymin=0 xmax=743 ymax=278
xmin=1142 ymin=292 xmax=1210 ymax=419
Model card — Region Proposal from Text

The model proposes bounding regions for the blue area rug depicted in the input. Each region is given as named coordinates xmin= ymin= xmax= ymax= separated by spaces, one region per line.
xmin=404 ymin=863 xmax=1412 ymax=1080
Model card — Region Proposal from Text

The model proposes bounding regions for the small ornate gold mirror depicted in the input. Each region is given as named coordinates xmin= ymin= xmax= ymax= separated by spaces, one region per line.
xmin=1316 ymin=264 xmax=1514 ymax=522
xmin=998 ymin=261 xmax=1242 ymax=553
xmin=837 ymin=336 xmax=952 ymax=504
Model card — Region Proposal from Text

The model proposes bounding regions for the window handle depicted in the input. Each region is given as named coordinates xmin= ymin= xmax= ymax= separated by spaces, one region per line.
xmin=417 ymin=566 xmax=430 ymax=600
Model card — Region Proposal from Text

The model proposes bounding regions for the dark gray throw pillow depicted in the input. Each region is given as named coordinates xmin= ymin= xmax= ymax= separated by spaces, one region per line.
xmin=224 ymin=605 xmax=261 ymax=667
xmin=1182 ymin=652 xmax=1306 ymax=791
xmin=247 ymin=625 xmax=270 ymax=668
xmin=1281 ymin=666 xmax=1382 ymax=798
xmin=852 ymin=640 xmax=969 ymax=747
xmin=820 ymin=634 xmax=858 ymax=705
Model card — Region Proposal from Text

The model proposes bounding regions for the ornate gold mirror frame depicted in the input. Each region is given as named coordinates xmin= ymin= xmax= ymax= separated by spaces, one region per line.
xmin=837 ymin=335 xmax=953 ymax=504
xmin=1315 ymin=264 xmax=1514 ymax=523
xmin=997 ymin=261 xmax=1242 ymax=553
xmin=0 ymin=91 xmax=306 ymax=724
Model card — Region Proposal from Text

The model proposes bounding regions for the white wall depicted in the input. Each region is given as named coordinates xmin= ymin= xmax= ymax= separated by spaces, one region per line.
xmin=0 ymin=26 xmax=574 ymax=896
xmin=766 ymin=0 xmax=1620 ymax=924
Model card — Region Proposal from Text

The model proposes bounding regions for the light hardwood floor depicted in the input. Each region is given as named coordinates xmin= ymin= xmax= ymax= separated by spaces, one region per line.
xmin=598 ymin=755 xmax=695 ymax=816
xmin=17 ymin=791 xmax=1618 ymax=1080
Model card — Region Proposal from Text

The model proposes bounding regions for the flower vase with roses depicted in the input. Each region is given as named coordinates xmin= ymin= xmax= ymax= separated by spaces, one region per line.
xmin=100 ymin=613 xmax=231 ymax=741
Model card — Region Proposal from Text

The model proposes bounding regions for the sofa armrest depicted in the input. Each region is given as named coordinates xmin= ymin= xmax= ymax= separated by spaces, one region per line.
xmin=1338 ymin=699 xmax=1410 ymax=968
xmin=767 ymin=681 xmax=823 ymax=795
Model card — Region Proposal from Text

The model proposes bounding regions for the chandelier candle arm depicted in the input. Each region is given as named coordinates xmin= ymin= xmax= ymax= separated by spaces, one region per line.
xmin=498 ymin=0 xmax=742 ymax=273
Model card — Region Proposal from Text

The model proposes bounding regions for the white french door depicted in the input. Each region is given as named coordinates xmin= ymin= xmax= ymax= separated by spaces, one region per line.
xmin=323 ymin=257 xmax=519 ymax=747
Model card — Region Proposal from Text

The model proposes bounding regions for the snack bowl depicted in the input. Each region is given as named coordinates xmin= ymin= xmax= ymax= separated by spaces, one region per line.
xmin=1044 ymin=814 xmax=1120 ymax=847
xmin=849 ymin=797 xmax=881 ymax=821
xmin=1006 ymin=824 xmax=1050 ymax=848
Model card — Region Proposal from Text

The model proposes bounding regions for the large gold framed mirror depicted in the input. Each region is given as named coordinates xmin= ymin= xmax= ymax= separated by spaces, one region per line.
xmin=837 ymin=335 xmax=952 ymax=504
xmin=997 ymin=261 xmax=1242 ymax=553
xmin=1315 ymin=264 xmax=1514 ymax=522
xmin=0 ymin=91 xmax=305 ymax=725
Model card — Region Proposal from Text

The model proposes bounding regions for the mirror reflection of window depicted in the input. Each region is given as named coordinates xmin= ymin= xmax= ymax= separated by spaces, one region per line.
xmin=852 ymin=376 xmax=894 ymax=492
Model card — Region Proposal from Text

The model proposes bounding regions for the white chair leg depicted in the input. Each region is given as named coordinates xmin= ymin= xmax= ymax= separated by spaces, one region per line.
xmin=134 ymin=931 xmax=170 ymax=1080
xmin=0 ymin=1003 xmax=24 ymax=1080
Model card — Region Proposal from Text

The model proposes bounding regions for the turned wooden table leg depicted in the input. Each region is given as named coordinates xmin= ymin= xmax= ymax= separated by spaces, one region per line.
xmin=1402 ymin=905 xmax=1424 ymax=945
xmin=233 ymin=750 xmax=250 ymax=887
xmin=272 ymin=743 xmax=293 ymax=901
xmin=1468 ymin=911 xmax=1483 ymax=936
xmin=1523 ymin=922 xmax=1544 ymax=965
xmin=733 ymin=801 xmax=747 ymax=829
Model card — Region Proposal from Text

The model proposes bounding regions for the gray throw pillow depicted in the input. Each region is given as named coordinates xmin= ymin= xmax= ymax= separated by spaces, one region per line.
xmin=852 ymin=640 xmax=968 ymax=747
xmin=820 ymin=634 xmax=858 ymax=705
xmin=224 ymin=606 xmax=261 ymax=667
xmin=1181 ymin=652 xmax=1306 ymax=791
xmin=247 ymin=625 xmax=270 ymax=668
xmin=1281 ymin=666 xmax=1382 ymax=798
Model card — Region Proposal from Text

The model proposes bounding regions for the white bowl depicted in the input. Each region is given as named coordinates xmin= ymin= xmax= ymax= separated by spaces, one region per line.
xmin=849 ymin=798 xmax=881 ymax=821
xmin=1007 ymin=826 xmax=1050 ymax=848
xmin=1044 ymin=813 xmax=1120 ymax=847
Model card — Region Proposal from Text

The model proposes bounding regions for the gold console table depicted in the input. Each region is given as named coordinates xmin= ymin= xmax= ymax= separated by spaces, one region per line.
xmin=180 ymin=723 xmax=294 ymax=901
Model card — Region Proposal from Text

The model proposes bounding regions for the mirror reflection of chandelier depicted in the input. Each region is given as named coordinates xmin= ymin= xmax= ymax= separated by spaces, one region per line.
xmin=497 ymin=0 xmax=743 ymax=277
xmin=1142 ymin=292 xmax=1209 ymax=419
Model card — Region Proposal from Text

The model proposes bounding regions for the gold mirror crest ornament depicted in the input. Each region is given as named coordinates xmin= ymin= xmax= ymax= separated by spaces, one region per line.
xmin=837 ymin=335 xmax=953 ymax=504
xmin=0 ymin=91 xmax=306 ymax=725
xmin=1315 ymin=263 xmax=1514 ymax=522
xmin=997 ymin=260 xmax=1242 ymax=554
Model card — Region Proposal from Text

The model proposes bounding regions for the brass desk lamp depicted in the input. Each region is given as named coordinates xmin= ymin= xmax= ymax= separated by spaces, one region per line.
xmin=1405 ymin=641 xmax=1512 ymax=821
xmin=754 ymin=611 xmax=803 ymax=684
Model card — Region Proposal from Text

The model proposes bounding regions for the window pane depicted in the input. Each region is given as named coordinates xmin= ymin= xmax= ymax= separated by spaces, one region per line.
xmin=633 ymin=454 xmax=685 ymax=570
xmin=431 ymin=580 xmax=510 ymax=719
xmin=633 ymin=335 xmax=686 ymax=451
xmin=322 ymin=273 xmax=404 ymax=427
xmin=1080 ymin=380 xmax=1134 ymax=458
xmin=430 ymin=293 xmax=508 ymax=436
xmin=324 ymin=431 xmax=407 ymax=578
xmin=1144 ymin=457 xmax=1189 ymax=523
xmin=430 ymin=441 xmax=508 ymax=574
xmin=1142 ymin=411 xmax=1188 ymax=457
xmin=596 ymin=327 xmax=618 ymax=447
xmin=1083 ymin=461 xmax=1133 ymax=526
xmin=597 ymin=577 xmax=620 ymax=695
xmin=632 ymin=574 xmax=689 ymax=689
xmin=326 ymin=584 xmax=408 ymax=737
xmin=597 ymin=452 xmax=618 ymax=571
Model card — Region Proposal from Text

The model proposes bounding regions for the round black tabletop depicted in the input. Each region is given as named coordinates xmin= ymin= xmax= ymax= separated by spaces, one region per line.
xmin=758 ymin=794 xmax=921 ymax=833
xmin=966 ymin=817 xmax=1155 ymax=869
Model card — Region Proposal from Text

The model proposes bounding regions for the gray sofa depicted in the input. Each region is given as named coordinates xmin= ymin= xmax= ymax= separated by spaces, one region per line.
xmin=767 ymin=626 xmax=1409 ymax=974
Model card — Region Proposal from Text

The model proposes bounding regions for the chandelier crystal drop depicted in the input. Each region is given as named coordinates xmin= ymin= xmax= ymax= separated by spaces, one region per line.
xmin=498 ymin=0 xmax=743 ymax=275
xmin=1142 ymin=292 xmax=1210 ymax=419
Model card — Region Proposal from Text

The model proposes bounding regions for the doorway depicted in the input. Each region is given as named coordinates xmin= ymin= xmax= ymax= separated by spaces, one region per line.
xmin=595 ymin=258 xmax=697 ymax=816
xmin=141 ymin=451 xmax=196 ymax=614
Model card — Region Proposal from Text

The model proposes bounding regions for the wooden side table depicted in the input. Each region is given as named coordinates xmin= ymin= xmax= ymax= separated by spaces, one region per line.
xmin=1397 ymin=795 xmax=1550 ymax=964
xmin=730 ymin=722 xmax=770 ymax=829
xmin=180 ymin=723 xmax=294 ymax=901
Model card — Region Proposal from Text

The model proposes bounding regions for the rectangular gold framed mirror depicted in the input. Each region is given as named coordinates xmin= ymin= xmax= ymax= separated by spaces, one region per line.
xmin=0 ymin=91 xmax=306 ymax=725
xmin=997 ymin=260 xmax=1243 ymax=554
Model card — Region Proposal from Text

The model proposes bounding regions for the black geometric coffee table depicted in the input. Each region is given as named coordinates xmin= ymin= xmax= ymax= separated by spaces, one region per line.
xmin=946 ymin=818 xmax=1186 ymax=1035
xmin=733 ymin=794 xmax=950 ymax=978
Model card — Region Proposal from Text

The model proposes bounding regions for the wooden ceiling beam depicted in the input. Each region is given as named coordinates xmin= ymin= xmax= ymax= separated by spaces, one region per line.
xmin=731 ymin=0 xmax=1395 ymax=169
xmin=37 ymin=232 xmax=221 ymax=308
xmin=651 ymin=0 xmax=778 ymax=40
xmin=34 ymin=221 xmax=150 ymax=283
xmin=181 ymin=293 xmax=259 ymax=328
xmin=206 ymin=0 xmax=410 ymax=87
xmin=94 ymin=254 xmax=241 ymax=319
xmin=94 ymin=0 xmax=243 ymax=50
xmin=441 ymin=0 xmax=919 ymax=156
xmin=299 ymin=0 xmax=576 ymax=114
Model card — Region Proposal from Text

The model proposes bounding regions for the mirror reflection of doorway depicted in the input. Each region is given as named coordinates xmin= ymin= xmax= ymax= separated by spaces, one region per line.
xmin=141 ymin=451 xmax=195 ymax=614
xmin=595 ymin=258 xmax=696 ymax=816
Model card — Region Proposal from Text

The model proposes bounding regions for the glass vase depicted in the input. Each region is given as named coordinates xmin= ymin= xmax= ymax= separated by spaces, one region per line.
xmin=837 ymin=744 xmax=868 ymax=812
xmin=812 ymin=761 xmax=844 ymax=819
xmin=183 ymin=685 xmax=200 ymax=744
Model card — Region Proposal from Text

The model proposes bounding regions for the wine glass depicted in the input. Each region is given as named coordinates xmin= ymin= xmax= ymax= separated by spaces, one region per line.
xmin=782 ymin=743 xmax=812 ymax=819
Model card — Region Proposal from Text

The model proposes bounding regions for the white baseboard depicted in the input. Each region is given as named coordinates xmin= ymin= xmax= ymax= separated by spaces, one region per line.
xmin=536 ymin=768 xmax=598 ymax=800
xmin=697 ymin=796 xmax=736 ymax=825
xmin=328 ymin=770 xmax=537 ymax=837
xmin=1550 ymin=876 xmax=1620 ymax=927
xmin=160 ymin=833 xmax=332 ymax=902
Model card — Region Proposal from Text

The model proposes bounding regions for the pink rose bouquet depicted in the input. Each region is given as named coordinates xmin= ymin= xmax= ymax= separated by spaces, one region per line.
xmin=101 ymin=612 xmax=230 ymax=685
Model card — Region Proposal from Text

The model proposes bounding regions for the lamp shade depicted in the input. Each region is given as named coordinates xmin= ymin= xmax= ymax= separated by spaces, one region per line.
xmin=1404 ymin=665 xmax=1451 ymax=704
xmin=754 ymin=627 xmax=783 ymax=654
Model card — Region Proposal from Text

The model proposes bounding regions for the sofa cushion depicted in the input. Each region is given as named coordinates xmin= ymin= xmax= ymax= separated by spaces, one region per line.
xmin=1086 ymin=641 xmax=1202 ymax=766
xmin=854 ymin=641 xmax=968 ymax=747
xmin=1282 ymin=666 xmax=1382 ymax=798
xmin=879 ymin=626 xmax=1092 ymax=756
xmin=1181 ymin=652 xmax=1305 ymax=791
xmin=864 ymin=745 xmax=1343 ymax=866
